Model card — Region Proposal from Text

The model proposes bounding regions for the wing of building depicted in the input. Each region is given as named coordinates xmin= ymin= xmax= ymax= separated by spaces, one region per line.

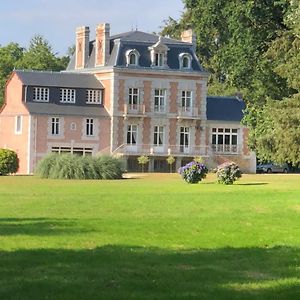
xmin=0 ymin=24 xmax=256 ymax=174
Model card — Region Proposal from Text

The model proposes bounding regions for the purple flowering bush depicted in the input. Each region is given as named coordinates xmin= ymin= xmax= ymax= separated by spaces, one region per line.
xmin=178 ymin=161 xmax=208 ymax=184
xmin=216 ymin=161 xmax=242 ymax=185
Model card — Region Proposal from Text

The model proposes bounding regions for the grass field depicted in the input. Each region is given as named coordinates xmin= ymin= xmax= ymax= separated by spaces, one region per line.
xmin=0 ymin=173 xmax=300 ymax=299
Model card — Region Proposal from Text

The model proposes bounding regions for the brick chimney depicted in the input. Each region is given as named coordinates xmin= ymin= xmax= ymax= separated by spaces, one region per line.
xmin=95 ymin=23 xmax=110 ymax=67
xmin=75 ymin=26 xmax=90 ymax=69
xmin=181 ymin=29 xmax=196 ymax=50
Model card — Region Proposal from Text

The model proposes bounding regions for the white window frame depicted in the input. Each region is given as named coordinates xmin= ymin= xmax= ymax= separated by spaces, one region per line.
xmin=128 ymin=88 xmax=140 ymax=109
xmin=126 ymin=49 xmax=140 ymax=66
xmin=85 ymin=118 xmax=94 ymax=136
xmin=60 ymin=88 xmax=76 ymax=103
xmin=33 ymin=87 xmax=49 ymax=102
xmin=155 ymin=52 xmax=164 ymax=67
xmin=86 ymin=90 xmax=102 ymax=104
xmin=180 ymin=126 xmax=190 ymax=153
xmin=153 ymin=125 xmax=164 ymax=147
xmin=51 ymin=117 xmax=60 ymax=135
xmin=154 ymin=89 xmax=166 ymax=112
xmin=51 ymin=146 xmax=93 ymax=156
xmin=181 ymin=91 xmax=192 ymax=111
xmin=15 ymin=116 xmax=22 ymax=134
xmin=211 ymin=127 xmax=238 ymax=153
xmin=179 ymin=53 xmax=192 ymax=69
xmin=127 ymin=124 xmax=138 ymax=145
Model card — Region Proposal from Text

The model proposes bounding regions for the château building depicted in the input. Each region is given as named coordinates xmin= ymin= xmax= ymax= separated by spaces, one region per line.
xmin=0 ymin=24 xmax=256 ymax=174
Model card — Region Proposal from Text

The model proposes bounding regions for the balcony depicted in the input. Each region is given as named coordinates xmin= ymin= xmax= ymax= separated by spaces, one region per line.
xmin=177 ymin=106 xmax=199 ymax=119
xmin=123 ymin=104 xmax=145 ymax=118
xmin=113 ymin=144 xmax=210 ymax=157
xmin=211 ymin=144 xmax=240 ymax=155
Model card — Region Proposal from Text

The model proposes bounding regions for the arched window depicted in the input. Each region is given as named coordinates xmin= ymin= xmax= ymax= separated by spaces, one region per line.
xmin=129 ymin=53 xmax=137 ymax=65
xmin=126 ymin=49 xmax=140 ymax=66
xmin=179 ymin=53 xmax=192 ymax=70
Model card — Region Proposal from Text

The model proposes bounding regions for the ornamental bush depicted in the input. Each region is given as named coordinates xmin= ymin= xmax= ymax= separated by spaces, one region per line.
xmin=178 ymin=161 xmax=208 ymax=184
xmin=216 ymin=162 xmax=242 ymax=185
xmin=35 ymin=153 xmax=124 ymax=180
xmin=0 ymin=149 xmax=19 ymax=175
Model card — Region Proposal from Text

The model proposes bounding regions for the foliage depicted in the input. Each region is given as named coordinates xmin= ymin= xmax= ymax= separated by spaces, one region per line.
xmin=161 ymin=0 xmax=289 ymax=101
xmin=0 ymin=35 xmax=70 ymax=106
xmin=0 ymin=148 xmax=19 ymax=175
xmin=35 ymin=153 xmax=123 ymax=180
xmin=178 ymin=161 xmax=208 ymax=183
xmin=216 ymin=162 xmax=242 ymax=185
xmin=193 ymin=156 xmax=203 ymax=163
xmin=137 ymin=155 xmax=149 ymax=172
xmin=166 ymin=155 xmax=175 ymax=173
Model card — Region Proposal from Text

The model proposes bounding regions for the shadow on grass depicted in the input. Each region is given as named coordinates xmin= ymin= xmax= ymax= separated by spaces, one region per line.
xmin=0 ymin=245 xmax=300 ymax=300
xmin=0 ymin=218 xmax=92 ymax=236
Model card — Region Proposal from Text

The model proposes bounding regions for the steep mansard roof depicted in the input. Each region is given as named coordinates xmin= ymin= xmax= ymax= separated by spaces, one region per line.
xmin=206 ymin=96 xmax=245 ymax=122
xmin=15 ymin=70 xmax=103 ymax=89
xmin=67 ymin=30 xmax=203 ymax=72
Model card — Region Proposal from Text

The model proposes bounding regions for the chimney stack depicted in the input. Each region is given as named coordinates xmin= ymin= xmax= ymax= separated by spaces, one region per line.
xmin=95 ymin=23 xmax=110 ymax=67
xmin=181 ymin=29 xmax=196 ymax=51
xmin=75 ymin=26 xmax=90 ymax=69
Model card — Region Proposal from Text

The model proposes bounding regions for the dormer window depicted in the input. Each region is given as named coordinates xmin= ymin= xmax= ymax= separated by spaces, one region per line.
xmin=126 ymin=49 xmax=140 ymax=66
xmin=148 ymin=36 xmax=169 ymax=68
xmin=155 ymin=53 xmax=164 ymax=67
xmin=179 ymin=53 xmax=192 ymax=70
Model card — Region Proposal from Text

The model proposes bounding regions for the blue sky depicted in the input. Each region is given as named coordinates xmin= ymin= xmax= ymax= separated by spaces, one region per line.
xmin=0 ymin=0 xmax=185 ymax=55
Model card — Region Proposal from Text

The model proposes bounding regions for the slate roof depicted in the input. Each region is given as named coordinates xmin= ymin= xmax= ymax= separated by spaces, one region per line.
xmin=67 ymin=30 xmax=203 ymax=72
xmin=206 ymin=96 xmax=245 ymax=122
xmin=15 ymin=70 xmax=103 ymax=89
xmin=25 ymin=102 xmax=109 ymax=117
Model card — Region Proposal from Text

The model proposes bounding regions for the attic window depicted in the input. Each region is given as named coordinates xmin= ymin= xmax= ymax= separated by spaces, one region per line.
xmin=155 ymin=53 xmax=164 ymax=67
xmin=148 ymin=36 xmax=169 ymax=68
xmin=179 ymin=53 xmax=192 ymax=69
xmin=126 ymin=49 xmax=140 ymax=66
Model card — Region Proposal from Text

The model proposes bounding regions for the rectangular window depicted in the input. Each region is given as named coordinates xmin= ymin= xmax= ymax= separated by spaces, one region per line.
xmin=180 ymin=126 xmax=190 ymax=152
xmin=181 ymin=91 xmax=192 ymax=110
xmin=155 ymin=53 xmax=164 ymax=66
xmin=15 ymin=116 xmax=22 ymax=134
xmin=33 ymin=87 xmax=49 ymax=102
xmin=60 ymin=88 xmax=76 ymax=103
xmin=86 ymin=118 xmax=94 ymax=136
xmin=86 ymin=90 xmax=102 ymax=104
xmin=127 ymin=124 xmax=138 ymax=145
xmin=128 ymin=88 xmax=139 ymax=109
xmin=154 ymin=126 xmax=164 ymax=146
xmin=51 ymin=146 xmax=92 ymax=156
xmin=154 ymin=89 xmax=166 ymax=112
xmin=51 ymin=117 xmax=60 ymax=135
xmin=211 ymin=128 xmax=238 ymax=153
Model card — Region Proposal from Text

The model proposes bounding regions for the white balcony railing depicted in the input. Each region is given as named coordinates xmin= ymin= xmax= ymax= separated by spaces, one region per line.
xmin=177 ymin=106 xmax=199 ymax=118
xmin=123 ymin=104 xmax=145 ymax=116
xmin=211 ymin=144 xmax=240 ymax=154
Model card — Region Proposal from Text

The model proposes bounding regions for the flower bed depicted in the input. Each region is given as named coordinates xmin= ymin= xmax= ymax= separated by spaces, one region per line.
xmin=216 ymin=162 xmax=242 ymax=185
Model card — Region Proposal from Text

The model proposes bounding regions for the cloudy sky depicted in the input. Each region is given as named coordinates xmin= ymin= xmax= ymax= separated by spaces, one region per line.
xmin=0 ymin=0 xmax=185 ymax=55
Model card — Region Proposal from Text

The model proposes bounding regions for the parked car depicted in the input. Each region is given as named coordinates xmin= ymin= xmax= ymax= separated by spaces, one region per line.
xmin=256 ymin=162 xmax=289 ymax=174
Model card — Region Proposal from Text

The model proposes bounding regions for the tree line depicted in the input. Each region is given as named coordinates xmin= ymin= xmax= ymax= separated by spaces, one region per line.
xmin=161 ymin=0 xmax=300 ymax=167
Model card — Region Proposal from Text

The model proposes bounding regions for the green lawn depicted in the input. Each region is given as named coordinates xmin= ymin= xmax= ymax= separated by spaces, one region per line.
xmin=0 ymin=173 xmax=300 ymax=299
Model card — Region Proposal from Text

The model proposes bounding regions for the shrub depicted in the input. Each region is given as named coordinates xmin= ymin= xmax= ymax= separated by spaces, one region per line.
xmin=216 ymin=162 xmax=242 ymax=185
xmin=0 ymin=149 xmax=19 ymax=175
xmin=137 ymin=155 xmax=149 ymax=172
xmin=166 ymin=155 xmax=175 ymax=173
xmin=178 ymin=161 xmax=208 ymax=184
xmin=35 ymin=153 xmax=124 ymax=180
